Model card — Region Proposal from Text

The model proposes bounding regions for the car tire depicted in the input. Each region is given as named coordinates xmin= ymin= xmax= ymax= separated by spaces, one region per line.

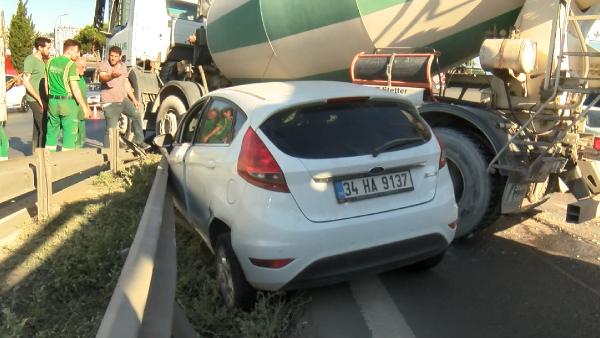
xmin=433 ymin=127 xmax=501 ymax=238
xmin=403 ymin=250 xmax=446 ymax=271
xmin=156 ymin=95 xmax=187 ymax=138
xmin=215 ymin=233 xmax=256 ymax=309
xmin=20 ymin=97 xmax=30 ymax=112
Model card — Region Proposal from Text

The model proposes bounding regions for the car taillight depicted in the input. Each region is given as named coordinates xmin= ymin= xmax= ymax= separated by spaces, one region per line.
xmin=434 ymin=133 xmax=446 ymax=169
xmin=237 ymin=128 xmax=289 ymax=192
xmin=594 ymin=137 xmax=600 ymax=151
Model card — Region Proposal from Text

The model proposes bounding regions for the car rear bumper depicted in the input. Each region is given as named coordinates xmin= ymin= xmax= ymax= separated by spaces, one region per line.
xmin=282 ymin=233 xmax=448 ymax=290
xmin=231 ymin=166 xmax=457 ymax=290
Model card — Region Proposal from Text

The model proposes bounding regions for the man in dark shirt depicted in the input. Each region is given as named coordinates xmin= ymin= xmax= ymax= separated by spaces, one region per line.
xmin=23 ymin=37 xmax=51 ymax=151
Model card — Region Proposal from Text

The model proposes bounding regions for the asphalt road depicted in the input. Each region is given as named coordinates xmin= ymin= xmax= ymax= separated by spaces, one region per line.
xmin=3 ymin=109 xmax=105 ymax=158
xmin=295 ymin=203 xmax=600 ymax=338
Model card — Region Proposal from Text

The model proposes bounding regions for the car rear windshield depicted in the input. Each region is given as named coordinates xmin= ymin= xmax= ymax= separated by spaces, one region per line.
xmin=260 ymin=100 xmax=431 ymax=159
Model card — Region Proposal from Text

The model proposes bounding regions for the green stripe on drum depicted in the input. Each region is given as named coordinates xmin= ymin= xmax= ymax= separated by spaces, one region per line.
xmin=429 ymin=7 xmax=521 ymax=69
xmin=356 ymin=0 xmax=412 ymax=15
xmin=225 ymin=7 xmax=521 ymax=85
xmin=208 ymin=0 xmax=410 ymax=53
xmin=207 ymin=0 xmax=268 ymax=54
xmin=261 ymin=0 xmax=360 ymax=41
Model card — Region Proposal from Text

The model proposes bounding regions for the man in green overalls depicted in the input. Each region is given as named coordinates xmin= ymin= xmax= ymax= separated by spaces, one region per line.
xmin=75 ymin=57 xmax=88 ymax=148
xmin=45 ymin=39 xmax=90 ymax=152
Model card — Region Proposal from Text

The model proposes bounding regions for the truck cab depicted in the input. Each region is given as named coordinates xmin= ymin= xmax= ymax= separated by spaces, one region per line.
xmin=107 ymin=0 xmax=204 ymax=67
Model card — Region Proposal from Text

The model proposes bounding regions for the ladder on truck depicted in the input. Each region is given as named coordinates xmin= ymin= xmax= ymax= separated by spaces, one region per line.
xmin=488 ymin=0 xmax=600 ymax=182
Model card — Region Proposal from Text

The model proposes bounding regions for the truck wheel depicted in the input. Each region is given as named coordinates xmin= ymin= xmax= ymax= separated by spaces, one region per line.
xmin=159 ymin=61 xmax=178 ymax=83
xmin=156 ymin=96 xmax=186 ymax=137
xmin=433 ymin=127 xmax=500 ymax=238
xmin=215 ymin=233 xmax=256 ymax=309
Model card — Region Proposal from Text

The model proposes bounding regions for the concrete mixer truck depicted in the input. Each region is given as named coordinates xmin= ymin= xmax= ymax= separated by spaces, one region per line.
xmin=95 ymin=0 xmax=600 ymax=238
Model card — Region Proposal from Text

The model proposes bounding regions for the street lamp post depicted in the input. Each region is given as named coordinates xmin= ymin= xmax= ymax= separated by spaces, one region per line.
xmin=54 ymin=13 xmax=68 ymax=55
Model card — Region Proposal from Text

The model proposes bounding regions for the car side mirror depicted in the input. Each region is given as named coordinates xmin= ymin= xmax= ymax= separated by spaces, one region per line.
xmin=153 ymin=134 xmax=174 ymax=156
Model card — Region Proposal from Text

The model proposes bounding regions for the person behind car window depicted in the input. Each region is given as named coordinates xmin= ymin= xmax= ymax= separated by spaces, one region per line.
xmin=209 ymin=108 xmax=234 ymax=144
xmin=199 ymin=108 xmax=219 ymax=143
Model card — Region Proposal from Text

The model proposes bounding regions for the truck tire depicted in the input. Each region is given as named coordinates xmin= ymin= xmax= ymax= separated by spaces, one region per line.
xmin=159 ymin=61 xmax=178 ymax=83
xmin=156 ymin=95 xmax=187 ymax=137
xmin=434 ymin=127 xmax=500 ymax=238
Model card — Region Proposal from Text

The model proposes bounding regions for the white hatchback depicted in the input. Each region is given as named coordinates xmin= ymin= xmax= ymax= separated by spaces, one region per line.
xmin=5 ymin=75 xmax=28 ymax=112
xmin=162 ymin=81 xmax=458 ymax=308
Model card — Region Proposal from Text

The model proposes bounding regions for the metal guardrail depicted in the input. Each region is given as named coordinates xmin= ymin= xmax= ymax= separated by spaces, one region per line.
xmin=96 ymin=157 xmax=199 ymax=338
xmin=0 ymin=129 xmax=133 ymax=218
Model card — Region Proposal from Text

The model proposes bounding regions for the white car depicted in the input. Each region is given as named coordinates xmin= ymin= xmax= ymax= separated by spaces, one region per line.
xmin=161 ymin=81 xmax=458 ymax=308
xmin=5 ymin=75 xmax=28 ymax=112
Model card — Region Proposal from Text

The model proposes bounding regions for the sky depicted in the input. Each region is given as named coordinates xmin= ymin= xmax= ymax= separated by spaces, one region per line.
xmin=1 ymin=0 xmax=97 ymax=33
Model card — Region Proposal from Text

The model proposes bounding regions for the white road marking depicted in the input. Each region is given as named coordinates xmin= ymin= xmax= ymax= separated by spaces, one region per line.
xmin=350 ymin=275 xmax=416 ymax=338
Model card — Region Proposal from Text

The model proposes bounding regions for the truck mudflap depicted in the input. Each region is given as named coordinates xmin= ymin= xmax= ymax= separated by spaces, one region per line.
xmin=501 ymin=178 xmax=551 ymax=214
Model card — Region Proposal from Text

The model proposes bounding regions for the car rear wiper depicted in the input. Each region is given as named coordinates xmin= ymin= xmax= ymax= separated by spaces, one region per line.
xmin=372 ymin=137 xmax=424 ymax=157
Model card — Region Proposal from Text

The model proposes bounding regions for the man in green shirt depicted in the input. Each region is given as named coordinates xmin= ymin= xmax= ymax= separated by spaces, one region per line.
xmin=199 ymin=108 xmax=218 ymax=142
xmin=75 ymin=57 xmax=88 ymax=148
xmin=202 ymin=108 xmax=234 ymax=143
xmin=45 ymin=39 xmax=91 ymax=151
xmin=23 ymin=37 xmax=51 ymax=152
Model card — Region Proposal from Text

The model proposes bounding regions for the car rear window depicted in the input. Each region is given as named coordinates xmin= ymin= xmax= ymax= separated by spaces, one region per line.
xmin=260 ymin=100 xmax=431 ymax=159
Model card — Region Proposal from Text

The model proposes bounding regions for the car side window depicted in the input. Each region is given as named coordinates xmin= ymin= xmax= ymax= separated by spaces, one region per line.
xmin=195 ymin=97 xmax=247 ymax=145
xmin=175 ymin=99 xmax=207 ymax=144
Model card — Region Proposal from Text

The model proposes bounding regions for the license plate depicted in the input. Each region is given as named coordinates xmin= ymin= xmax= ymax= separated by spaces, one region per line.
xmin=334 ymin=170 xmax=414 ymax=203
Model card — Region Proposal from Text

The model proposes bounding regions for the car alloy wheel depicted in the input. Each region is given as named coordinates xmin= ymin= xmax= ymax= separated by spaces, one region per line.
xmin=214 ymin=233 xmax=256 ymax=309
xmin=216 ymin=245 xmax=236 ymax=308
xmin=21 ymin=97 xmax=30 ymax=112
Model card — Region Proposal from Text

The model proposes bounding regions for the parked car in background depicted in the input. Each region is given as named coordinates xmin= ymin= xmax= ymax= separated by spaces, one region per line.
xmin=585 ymin=108 xmax=600 ymax=136
xmin=83 ymin=67 xmax=101 ymax=111
xmin=86 ymin=82 xmax=101 ymax=110
xmin=5 ymin=74 xmax=28 ymax=112
xmin=159 ymin=81 xmax=458 ymax=308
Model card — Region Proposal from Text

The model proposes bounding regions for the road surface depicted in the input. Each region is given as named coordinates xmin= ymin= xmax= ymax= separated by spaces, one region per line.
xmin=294 ymin=196 xmax=600 ymax=338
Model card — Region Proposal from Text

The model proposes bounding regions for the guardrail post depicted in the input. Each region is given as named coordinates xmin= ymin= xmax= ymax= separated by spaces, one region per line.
xmin=109 ymin=128 xmax=119 ymax=173
xmin=35 ymin=148 xmax=51 ymax=220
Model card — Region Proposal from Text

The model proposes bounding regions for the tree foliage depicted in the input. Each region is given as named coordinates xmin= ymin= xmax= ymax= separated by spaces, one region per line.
xmin=74 ymin=25 xmax=106 ymax=55
xmin=8 ymin=0 xmax=35 ymax=72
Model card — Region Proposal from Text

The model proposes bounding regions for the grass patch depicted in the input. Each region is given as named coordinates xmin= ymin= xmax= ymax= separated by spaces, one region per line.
xmin=0 ymin=156 xmax=160 ymax=337
xmin=175 ymin=229 xmax=309 ymax=338
xmin=0 ymin=153 xmax=308 ymax=337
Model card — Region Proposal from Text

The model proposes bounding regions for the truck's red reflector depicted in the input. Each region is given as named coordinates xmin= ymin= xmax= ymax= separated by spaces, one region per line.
xmin=326 ymin=96 xmax=369 ymax=104
xmin=448 ymin=221 xmax=457 ymax=230
xmin=249 ymin=258 xmax=294 ymax=269
xmin=594 ymin=137 xmax=600 ymax=151
xmin=238 ymin=128 xmax=289 ymax=193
